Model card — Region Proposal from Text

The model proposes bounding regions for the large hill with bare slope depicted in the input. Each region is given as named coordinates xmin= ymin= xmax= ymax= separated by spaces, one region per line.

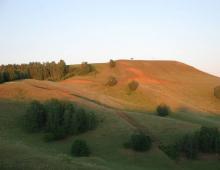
xmin=0 ymin=60 xmax=220 ymax=113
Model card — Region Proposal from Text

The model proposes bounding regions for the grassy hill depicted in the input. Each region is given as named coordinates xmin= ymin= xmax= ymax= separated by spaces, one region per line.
xmin=1 ymin=60 xmax=220 ymax=113
xmin=0 ymin=60 xmax=220 ymax=170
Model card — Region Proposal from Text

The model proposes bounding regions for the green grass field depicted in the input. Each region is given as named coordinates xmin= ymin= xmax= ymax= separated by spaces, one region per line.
xmin=0 ymin=99 xmax=219 ymax=170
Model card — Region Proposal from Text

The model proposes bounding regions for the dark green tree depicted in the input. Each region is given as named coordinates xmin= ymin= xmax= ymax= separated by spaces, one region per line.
xmin=63 ymin=103 xmax=76 ymax=134
xmin=124 ymin=132 xmax=152 ymax=152
xmin=24 ymin=100 xmax=46 ymax=132
xmin=198 ymin=126 xmax=220 ymax=153
xmin=44 ymin=99 xmax=65 ymax=134
xmin=0 ymin=72 xmax=4 ymax=83
xmin=76 ymin=108 xmax=90 ymax=133
xmin=71 ymin=139 xmax=90 ymax=157
xmin=156 ymin=104 xmax=170 ymax=116
xmin=180 ymin=134 xmax=199 ymax=159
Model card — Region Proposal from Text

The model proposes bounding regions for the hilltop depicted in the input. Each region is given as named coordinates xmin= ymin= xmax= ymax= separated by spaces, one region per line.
xmin=1 ymin=60 xmax=220 ymax=113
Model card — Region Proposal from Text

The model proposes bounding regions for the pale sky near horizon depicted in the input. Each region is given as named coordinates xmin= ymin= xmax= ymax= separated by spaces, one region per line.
xmin=0 ymin=0 xmax=220 ymax=76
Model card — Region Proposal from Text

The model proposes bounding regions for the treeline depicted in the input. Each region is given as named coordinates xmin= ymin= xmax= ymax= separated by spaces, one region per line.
xmin=0 ymin=60 xmax=95 ymax=83
xmin=160 ymin=126 xmax=220 ymax=159
xmin=24 ymin=99 xmax=98 ymax=141
xmin=0 ymin=60 xmax=67 ymax=82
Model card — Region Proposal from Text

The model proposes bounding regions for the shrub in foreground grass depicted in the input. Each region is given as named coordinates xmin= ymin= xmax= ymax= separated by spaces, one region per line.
xmin=128 ymin=80 xmax=139 ymax=91
xmin=214 ymin=86 xmax=220 ymax=99
xmin=124 ymin=132 xmax=152 ymax=152
xmin=156 ymin=104 xmax=170 ymax=117
xmin=71 ymin=139 xmax=90 ymax=157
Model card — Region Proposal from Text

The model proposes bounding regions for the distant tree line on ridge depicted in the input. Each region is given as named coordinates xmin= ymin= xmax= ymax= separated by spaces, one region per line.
xmin=0 ymin=60 xmax=95 ymax=83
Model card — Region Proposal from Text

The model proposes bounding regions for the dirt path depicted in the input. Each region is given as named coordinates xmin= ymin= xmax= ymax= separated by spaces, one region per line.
xmin=69 ymin=92 xmax=159 ymax=143
xmin=27 ymin=81 xmax=159 ymax=143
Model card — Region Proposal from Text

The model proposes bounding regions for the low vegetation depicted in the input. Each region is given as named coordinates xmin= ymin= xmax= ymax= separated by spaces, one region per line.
xmin=160 ymin=126 xmax=220 ymax=159
xmin=109 ymin=59 xmax=116 ymax=68
xmin=124 ymin=132 xmax=152 ymax=152
xmin=214 ymin=86 xmax=220 ymax=99
xmin=78 ymin=62 xmax=95 ymax=75
xmin=128 ymin=80 xmax=139 ymax=91
xmin=63 ymin=62 xmax=96 ymax=79
xmin=106 ymin=76 xmax=118 ymax=86
xmin=71 ymin=139 xmax=91 ymax=157
xmin=24 ymin=99 xmax=98 ymax=141
xmin=157 ymin=104 xmax=170 ymax=117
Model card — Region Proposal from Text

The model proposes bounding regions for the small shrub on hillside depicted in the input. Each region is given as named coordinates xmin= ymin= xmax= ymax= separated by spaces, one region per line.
xmin=106 ymin=76 xmax=118 ymax=86
xmin=71 ymin=139 xmax=90 ymax=157
xmin=214 ymin=86 xmax=220 ymax=99
xmin=24 ymin=100 xmax=46 ymax=132
xmin=109 ymin=59 xmax=116 ymax=68
xmin=156 ymin=104 xmax=170 ymax=117
xmin=124 ymin=132 xmax=152 ymax=152
xmin=128 ymin=80 xmax=139 ymax=91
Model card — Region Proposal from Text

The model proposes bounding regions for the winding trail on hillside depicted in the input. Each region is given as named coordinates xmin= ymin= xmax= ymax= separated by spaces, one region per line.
xmin=27 ymin=81 xmax=159 ymax=143
xmin=70 ymin=93 xmax=159 ymax=143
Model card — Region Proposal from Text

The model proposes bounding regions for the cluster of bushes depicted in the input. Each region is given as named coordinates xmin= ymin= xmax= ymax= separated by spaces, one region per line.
xmin=77 ymin=62 xmax=95 ymax=75
xmin=24 ymin=99 xmax=98 ymax=141
xmin=157 ymin=104 xmax=171 ymax=117
xmin=214 ymin=86 xmax=220 ymax=99
xmin=124 ymin=132 xmax=152 ymax=152
xmin=160 ymin=126 xmax=220 ymax=159
xmin=63 ymin=62 xmax=96 ymax=79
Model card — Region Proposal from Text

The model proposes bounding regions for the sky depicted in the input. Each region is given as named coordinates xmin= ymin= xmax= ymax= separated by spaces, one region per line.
xmin=0 ymin=0 xmax=220 ymax=76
